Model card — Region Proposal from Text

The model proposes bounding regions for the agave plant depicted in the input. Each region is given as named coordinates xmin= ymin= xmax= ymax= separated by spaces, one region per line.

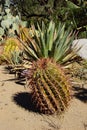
xmin=19 ymin=21 xmax=76 ymax=65
xmin=18 ymin=21 xmax=77 ymax=114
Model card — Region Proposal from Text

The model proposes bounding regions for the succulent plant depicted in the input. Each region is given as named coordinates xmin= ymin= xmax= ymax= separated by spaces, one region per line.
xmin=0 ymin=0 xmax=27 ymax=41
xmin=26 ymin=58 xmax=71 ymax=114
xmin=20 ymin=21 xmax=76 ymax=66
xmin=0 ymin=37 xmax=23 ymax=65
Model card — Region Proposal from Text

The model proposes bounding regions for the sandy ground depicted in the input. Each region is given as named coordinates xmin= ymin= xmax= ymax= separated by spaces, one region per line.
xmin=0 ymin=66 xmax=87 ymax=130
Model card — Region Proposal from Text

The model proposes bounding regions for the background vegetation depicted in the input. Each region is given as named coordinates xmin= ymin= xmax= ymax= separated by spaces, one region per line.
xmin=0 ymin=0 xmax=87 ymax=38
xmin=9 ymin=0 xmax=87 ymax=38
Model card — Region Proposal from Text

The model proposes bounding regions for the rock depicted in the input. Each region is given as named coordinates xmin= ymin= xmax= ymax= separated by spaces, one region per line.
xmin=72 ymin=39 xmax=87 ymax=60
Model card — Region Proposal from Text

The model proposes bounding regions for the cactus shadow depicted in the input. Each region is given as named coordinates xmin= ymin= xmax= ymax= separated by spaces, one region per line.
xmin=12 ymin=92 xmax=40 ymax=113
xmin=73 ymin=86 xmax=87 ymax=103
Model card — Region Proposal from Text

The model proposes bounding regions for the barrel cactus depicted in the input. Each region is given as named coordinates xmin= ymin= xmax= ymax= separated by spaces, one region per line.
xmin=0 ymin=37 xmax=23 ymax=64
xmin=27 ymin=58 xmax=71 ymax=114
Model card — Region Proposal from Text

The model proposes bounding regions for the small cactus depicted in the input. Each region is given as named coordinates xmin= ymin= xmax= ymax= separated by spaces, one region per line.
xmin=0 ymin=37 xmax=23 ymax=64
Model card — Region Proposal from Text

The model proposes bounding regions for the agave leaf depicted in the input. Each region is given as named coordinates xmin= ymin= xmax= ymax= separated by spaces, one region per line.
xmin=62 ymin=52 xmax=76 ymax=64
xmin=34 ymin=35 xmax=42 ymax=57
xmin=66 ymin=1 xmax=80 ymax=10
xmin=18 ymin=38 xmax=39 ymax=60
xmin=42 ymin=21 xmax=46 ymax=33
xmin=22 ymin=30 xmax=38 ymax=52
xmin=53 ymin=27 xmax=74 ymax=63
xmin=47 ymin=21 xmax=55 ymax=51
xmin=37 ymin=23 xmax=48 ymax=57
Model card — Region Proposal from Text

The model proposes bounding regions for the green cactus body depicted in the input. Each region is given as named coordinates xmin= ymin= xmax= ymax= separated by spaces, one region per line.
xmin=0 ymin=37 xmax=22 ymax=64
xmin=28 ymin=58 xmax=71 ymax=114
